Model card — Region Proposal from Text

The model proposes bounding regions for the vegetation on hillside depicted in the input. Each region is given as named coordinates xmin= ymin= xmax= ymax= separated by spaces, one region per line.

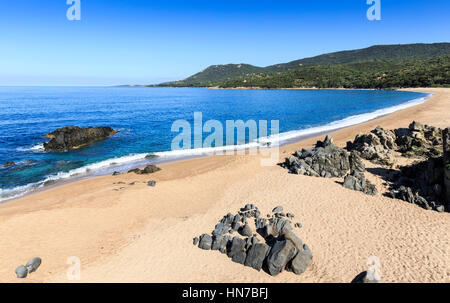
xmin=154 ymin=43 xmax=450 ymax=89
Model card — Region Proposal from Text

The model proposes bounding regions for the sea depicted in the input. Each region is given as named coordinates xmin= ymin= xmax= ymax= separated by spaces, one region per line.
xmin=0 ymin=86 xmax=430 ymax=202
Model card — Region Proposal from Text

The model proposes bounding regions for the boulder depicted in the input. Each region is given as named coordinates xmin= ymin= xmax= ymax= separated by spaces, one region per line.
xmin=266 ymin=238 xmax=298 ymax=276
xmin=272 ymin=206 xmax=283 ymax=213
xmin=198 ymin=234 xmax=212 ymax=250
xmin=244 ymin=243 xmax=270 ymax=271
xmin=147 ymin=181 xmax=156 ymax=187
xmin=15 ymin=265 xmax=28 ymax=279
xmin=227 ymin=237 xmax=247 ymax=265
xmin=239 ymin=223 xmax=253 ymax=238
xmin=213 ymin=222 xmax=229 ymax=237
xmin=286 ymin=244 xmax=312 ymax=275
xmin=25 ymin=257 xmax=41 ymax=274
xmin=43 ymin=126 xmax=117 ymax=151
xmin=130 ymin=165 xmax=161 ymax=175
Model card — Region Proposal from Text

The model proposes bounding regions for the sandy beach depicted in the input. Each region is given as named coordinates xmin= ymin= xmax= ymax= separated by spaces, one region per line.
xmin=0 ymin=87 xmax=449 ymax=283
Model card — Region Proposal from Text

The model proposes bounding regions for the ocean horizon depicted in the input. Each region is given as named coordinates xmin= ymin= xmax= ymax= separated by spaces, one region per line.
xmin=0 ymin=87 xmax=429 ymax=202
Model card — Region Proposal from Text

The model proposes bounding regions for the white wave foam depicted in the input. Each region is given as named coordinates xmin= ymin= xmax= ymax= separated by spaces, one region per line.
xmin=16 ymin=143 xmax=44 ymax=152
xmin=1 ymin=93 xmax=431 ymax=202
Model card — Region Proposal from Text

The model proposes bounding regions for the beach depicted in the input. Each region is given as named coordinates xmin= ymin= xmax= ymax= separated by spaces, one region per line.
xmin=0 ymin=87 xmax=449 ymax=283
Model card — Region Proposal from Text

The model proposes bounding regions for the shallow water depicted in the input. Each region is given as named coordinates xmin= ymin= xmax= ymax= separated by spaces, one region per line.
xmin=0 ymin=87 xmax=428 ymax=201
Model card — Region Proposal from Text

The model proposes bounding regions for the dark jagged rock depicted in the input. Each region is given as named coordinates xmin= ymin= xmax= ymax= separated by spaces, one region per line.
xmin=282 ymin=136 xmax=352 ymax=178
xmin=388 ymin=156 xmax=447 ymax=212
xmin=395 ymin=122 xmax=443 ymax=158
xmin=193 ymin=237 xmax=199 ymax=245
xmin=198 ymin=234 xmax=212 ymax=250
xmin=244 ymin=243 xmax=270 ymax=271
xmin=227 ymin=236 xmax=247 ymax=264
xmin=346 ymin=127 xmax=395 ymax=167
xmin=195 ymin=204 xmax=312 ymax=276
xmin=129 ymin=165 xmax=161 ymax=175
xmin=349 ymin=150 xmax=365 ymax=172
xmin=112 ymin=171 xmax=121 ymax=176
xmin=351 ymin=270 xmax=381 ymax=283
xmin=213 ymin=222 xmax=229 ymax=237
xmin=239 ymin=223 xmax=253 ymax=237
xmin=43 ymin=126 xmax=117 ymax=151
xmin=272 ymin=206 xmax=283 ymax=213
xmin=343 ymin=171 xmax=378 ymax=195
xmin=147 ymin=181 xmax=156 ymax=187
xmin=443 ymin=128 xmax=450 ymax=208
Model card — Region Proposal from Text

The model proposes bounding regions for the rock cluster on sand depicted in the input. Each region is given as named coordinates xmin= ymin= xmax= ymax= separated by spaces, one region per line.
xmin=384 ymin=127 xmax=450 ymax=212
xmin=194 ymin=204 xmax=312 ymax=276
xmin=283 ymin=122 xmax=450 ymax=212
xmin=128 ymin=165 xmax=161 ymax=175
xmin=345 ymin=122 xmax=449 ymax=212
xmin=282 ymin=135 xmax=377 ymax=195
xmin=346 ymin=122 xmax=444 ymax=166
xmin=15 ymin=257 xmax=41 ymax=279
xmin=282 ymin=135 xmax=351 ymax=178
xmin=43 ymin=126 xmax=117 ymax=151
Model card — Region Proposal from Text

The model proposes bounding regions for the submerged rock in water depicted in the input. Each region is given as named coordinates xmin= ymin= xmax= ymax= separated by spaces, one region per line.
xmin=43 ymin=126 xmax=117 ymax=152
xmin=1 ymin=161 xmax=15 ymax=168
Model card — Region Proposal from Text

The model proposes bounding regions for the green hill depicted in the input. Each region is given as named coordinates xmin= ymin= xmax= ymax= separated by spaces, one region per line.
xmin=155 ymin=43 xmax=450 ymax=88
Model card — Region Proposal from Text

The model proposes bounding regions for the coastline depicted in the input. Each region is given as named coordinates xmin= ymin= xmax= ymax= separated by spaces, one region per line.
xmin=0 ymin=88 xmax=448 ymax=282
xmin=0 ymin=88 xmax=431 ymax=203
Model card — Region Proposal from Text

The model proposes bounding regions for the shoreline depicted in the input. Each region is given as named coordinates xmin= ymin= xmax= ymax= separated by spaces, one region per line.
xmin=0 ymin=89 xmax=431 ymax=204
xmin=0 ymin=88 xmax=448 ymax=283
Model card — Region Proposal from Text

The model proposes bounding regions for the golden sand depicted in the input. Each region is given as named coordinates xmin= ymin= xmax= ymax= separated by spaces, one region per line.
xmin=0 ymin=88 xmax=449 ymax=283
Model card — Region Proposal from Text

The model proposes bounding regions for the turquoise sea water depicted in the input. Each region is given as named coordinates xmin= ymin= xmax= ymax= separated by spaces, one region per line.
xmin=0 ymin=87 xmax=429 ymax=201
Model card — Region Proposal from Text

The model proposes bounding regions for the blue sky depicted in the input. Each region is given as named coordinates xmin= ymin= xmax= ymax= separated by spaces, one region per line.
xmin=0 ymin=0 xmax=448 ymax=86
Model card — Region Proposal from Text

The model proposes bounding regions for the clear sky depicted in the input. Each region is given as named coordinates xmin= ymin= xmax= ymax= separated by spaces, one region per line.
xmin=0 ymin=0 xmax=449 ymax=86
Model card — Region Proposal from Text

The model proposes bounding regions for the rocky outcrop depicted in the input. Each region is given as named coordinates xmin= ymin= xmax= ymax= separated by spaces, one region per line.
xmin=387 ymin=144 xmax=447 ymax=212
xmin=194 ymin=204 xmax=312 ymax=276
xmin=443 ymin=128 xmax=450 ymax=209
xmin=396 ymin=122 xmax=443 ymax=158
xmin=346 ymin=126 xmax=396 ymax=167
xmin=128 ymin=165 xmax=161 ymax=174
xmin=282 ymin=135 xmax=376 ymax=196
xmin=282 ymin=135 xmax=351 ymax=178
xmin=43 ymin=126 xmax=117 ymax=151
